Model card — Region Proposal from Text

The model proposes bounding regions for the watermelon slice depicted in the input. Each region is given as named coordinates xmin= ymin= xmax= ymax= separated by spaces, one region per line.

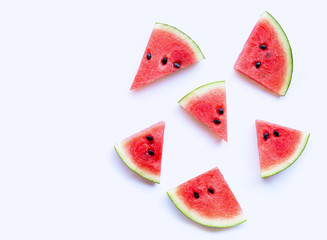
xmin=167 ymin=167 xmax=246 ymax=227
xmin=131 ymin=23 xmax=205 ymax=90
xmin=256 ymin=120 xmax=310 ymax=178
xmin=179 ymin=81 xmax=228 ymax=141
xmin=114 ymin=121 xmax=165 ymax=183
xmin=234 ymin=12 xmax=293 ymax=96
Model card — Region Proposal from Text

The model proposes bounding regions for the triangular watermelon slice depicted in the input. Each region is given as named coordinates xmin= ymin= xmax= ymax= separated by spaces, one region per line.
xmin=114 ymin=121 xmax=165 ymax=183
xmin=234 ymin=12 xmax=293 ymax=96
xmin=167 ymin=167 xmax=246 ymax=227
xmin=131 ymin=23 xmax=205 ymax=90
xmin=255 ymin=120 xmax=310 ymax=178
xmin=179 ymin=81 xmax=228 ymax=141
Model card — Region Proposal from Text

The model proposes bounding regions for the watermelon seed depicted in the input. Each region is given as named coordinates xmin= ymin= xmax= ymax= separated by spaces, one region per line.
xmin=208 ymin=188 xmax=214 ymax=194
xmin=146 ymin=136 xmax=153 ymax=141
xmin=148 ymin=150 xmax=155 ymax=156
xmin=218 ymin=107 xmax=224 ymax=115
xmin=213 ymin=119 xmax=221 ymax=125
xmin=264 ymin=132 xmax=269 ymax=140
xmin=256 ymin=61 xmax=261 ymax=68
xmin=146 ymin=52 xmax=151 ymax=60
xmin=274 ymin=130 xmax=280 ymax=137
xmin=173 ymin=62 xmax=181 ymax=68
xmin=194 ymin=192 xmax=199 ymax=199
xmin=259 ymin=44 xmax=267 ymax=50
xmin=162 ymin=57 xmax=167 ymax=65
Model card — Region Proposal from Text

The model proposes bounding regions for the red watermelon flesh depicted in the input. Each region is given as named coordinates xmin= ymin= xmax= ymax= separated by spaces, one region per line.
xmin=167 ymin=167 xmax=246 ymax=227
xmin=131 ymin=23 xmax=204 ymax=90
xmin=114 ymin=121 xmax=165 ymax=183
xmin=179 ymin=81 xmax=227 ymax=141
xmin=256 ymin=120 xmax=310 ymax=177
xmin=234 ymin=12 xmax=293 ymax=96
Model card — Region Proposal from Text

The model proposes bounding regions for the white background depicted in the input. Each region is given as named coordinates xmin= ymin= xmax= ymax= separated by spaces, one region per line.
xmin=0 ymin=0 xmax=326 ymax=239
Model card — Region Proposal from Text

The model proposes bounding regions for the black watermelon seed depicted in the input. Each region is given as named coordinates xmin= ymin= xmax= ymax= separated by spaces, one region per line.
xmin=148 ymin=150 xmax=155 ymax=156
xmin=146 ymin=52 xmax=151 ymax=60
xmin=173 ymin=62 xmax=181 ymax=68
xmin=274 ymin=130 xmax=280 ymax=137
xmin=264 ymin=132 xmax=269 ymax=140
xmin=213 ymin=119 xmax=221 ymax=125
xmin=218 ymin=107 xmax=224 ymax=115
xmin=208 ymin=188 xmax=214 ymax=194
xmin=194 ymin=192 xmax=199 ymax=199
xmin=162 ymin=57 xmax=167 ymax=65
xmin=146 ymin=136 xmax=153 ymax=141
xmin=256 ymin=61 xmax=261 ymax=68
xmin=260 ymin=44 xmax=267 ymax=50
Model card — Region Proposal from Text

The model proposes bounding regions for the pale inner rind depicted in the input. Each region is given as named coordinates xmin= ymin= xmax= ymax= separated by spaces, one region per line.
xmin=154 ymin=22 xmax=205 ymax=62
xmin=179 ymin=81 xmax=226 ymax=107
xmin=167 ymin=188 xmax=247 ymax=228
xmin=261 ymin=132 xmax=310 ymax=177
xmin=114 ymin=141 xmax=160 ymax=183
xmin=260 ymin=12 xmax=293 ymax=95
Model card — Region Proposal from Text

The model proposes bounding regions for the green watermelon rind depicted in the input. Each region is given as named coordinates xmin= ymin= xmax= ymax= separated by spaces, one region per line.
xmin=114 ymin=142 xmax=160 ymax=184
xmin=178 ymin=81 xmax=225 ymax=107
xmin=261 ymin=132 xmax=310 ymax=178
xmin=155 ymin=22 xmax=205 ymax=62
xmin=261 ymin=11 xmax=293 ymax=96
xmin=166 ymin=188 xmax=247 ymax=228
